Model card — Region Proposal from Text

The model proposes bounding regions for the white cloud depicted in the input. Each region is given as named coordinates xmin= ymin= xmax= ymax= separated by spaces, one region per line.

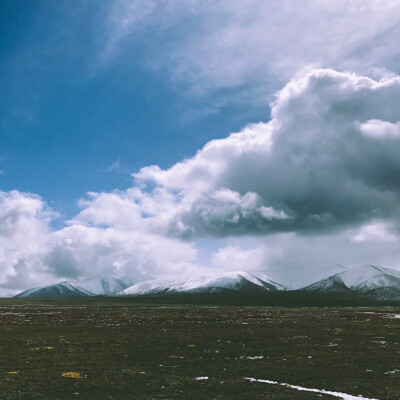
xmin=0 ymin=190 xmax=201 ymax=290
xmin=56 ymin=68 xmax=400 ymax=278
xmin=125 ymin=69 xmax=400 ymax=238
xmin=259 ymin=206 xmax=290 ymax=221
xmin=100 ymin=0 xmax=156 ymax=63
xmin=45 ymin=224 xmax=199 ymax=281
xmin=0 ymin=191 xmax=56 ymax=288
xmin=211 ymin=225 xmax=400 ymax=275
xmin=100 ymin=0 xmax=400 ymax=106
xmin=212 ymin=245 xmax=267 ymax=271
xmin=358 ymin=119 xmax=400 ymax=138
xmin=4 ymin=68 xmax=400 ymax=290
xmin=350 ymin=221 xmax=398 ymax=243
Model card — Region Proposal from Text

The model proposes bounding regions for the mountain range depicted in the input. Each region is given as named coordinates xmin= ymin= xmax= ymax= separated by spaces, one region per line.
xmin=9 ymin=265 xmax=400 ymax=304
xmin=14 ymin=276 xmax=144 ymax=299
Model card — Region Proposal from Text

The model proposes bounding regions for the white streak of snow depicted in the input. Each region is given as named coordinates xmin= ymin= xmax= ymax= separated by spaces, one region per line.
xmin=243 ymin=377 xmax=380 ymax=400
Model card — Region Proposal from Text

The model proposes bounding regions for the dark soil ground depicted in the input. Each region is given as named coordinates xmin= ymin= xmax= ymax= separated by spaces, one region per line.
xmin=0 ymin=298 xmax=399 ymax=399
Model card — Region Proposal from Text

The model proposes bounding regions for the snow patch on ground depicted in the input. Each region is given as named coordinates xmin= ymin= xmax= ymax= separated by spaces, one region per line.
xmin=243 ymin=377 xmax=380 ymax=400
xmin=242 ymin=356 xmax=264 ymax=360
xmin=385 ymin=369 xmax=400 ymax=375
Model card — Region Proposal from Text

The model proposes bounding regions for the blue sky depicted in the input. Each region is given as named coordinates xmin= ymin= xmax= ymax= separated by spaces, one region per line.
xmin=2 ymin=0 xmax=400 ymax=291
xmin=0 ymin=0 xmax=267 ymax=218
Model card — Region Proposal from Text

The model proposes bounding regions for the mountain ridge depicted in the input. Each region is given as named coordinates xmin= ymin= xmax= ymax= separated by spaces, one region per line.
xmin=9 ymin=265 xmax=400 ymax=303
xmin=120 ymin=271 xmax=285 ymax=296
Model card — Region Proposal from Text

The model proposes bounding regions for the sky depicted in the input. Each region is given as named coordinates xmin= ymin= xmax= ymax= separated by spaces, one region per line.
xmin=1 ymin=0 xmax=400 ymax=290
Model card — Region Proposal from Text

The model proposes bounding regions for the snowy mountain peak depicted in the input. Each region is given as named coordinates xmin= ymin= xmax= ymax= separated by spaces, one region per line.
xmin=304 ymin=265 xmax=400 ymax=299
xmin=119 ymin=270 xmax=285 ymax=296
xmin=337 ymin=265 xmax=400 ymax=288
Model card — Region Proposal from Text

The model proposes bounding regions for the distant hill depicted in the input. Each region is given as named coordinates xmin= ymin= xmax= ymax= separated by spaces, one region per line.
xmin=14 ymin=282 xmax=94 ymax=298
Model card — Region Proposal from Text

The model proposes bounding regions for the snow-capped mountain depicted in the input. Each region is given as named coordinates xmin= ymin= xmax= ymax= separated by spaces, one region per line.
xmin=70 ymin=276 xmax=128 ymax=295
xmin=304 ymin=265 xmax=400 ymax=299
xmin=14 ymin=282 xmax=94 ymax=298
xmin=264 ymin=264 xmax=349 ymax=289
xmin=10 ymin=266 xmax=400 ymax=302
xmin=119 ymin=271 xmax=286 ymax=296
xmin=12 ymin=274 xmax=153 ymax=298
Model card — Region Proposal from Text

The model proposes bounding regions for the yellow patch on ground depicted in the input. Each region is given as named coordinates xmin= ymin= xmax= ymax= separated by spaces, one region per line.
xmin=187 ymin=344 xmax=195 ymax=347
xmin=31 ymin=346 xmax=54 ymax=351
xmin=62 ymin=372 xmax=83 ymax=379
xmin=7 ymin=371 xmax=18 ymax=375
xmin=169 ymin=355 xmax=184 ymax=359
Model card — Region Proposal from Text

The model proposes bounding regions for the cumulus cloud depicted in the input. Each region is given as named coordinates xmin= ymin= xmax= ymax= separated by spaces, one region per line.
xmin=3 ymin=68 xmax=400 ymax=289
xmin=45 ymin=225 xmax=198 ymax=281
xmin=0 ymin=191 xmax=55 ymax=288
xmin=0 ymin=190 xmax=200 ymax=290
xmin=114 ymin=69 xmax=400 ymax=238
